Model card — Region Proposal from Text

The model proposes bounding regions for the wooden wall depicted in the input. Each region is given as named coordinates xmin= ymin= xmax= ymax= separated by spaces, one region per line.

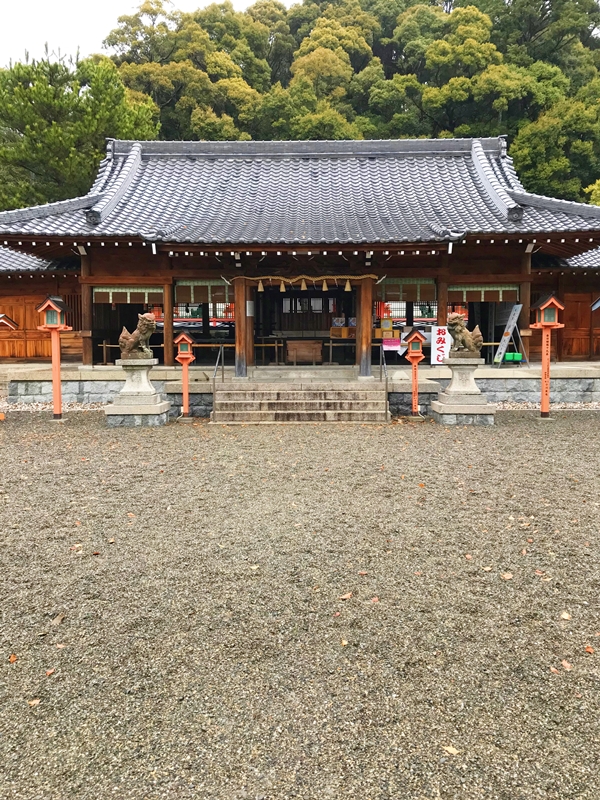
xmin=0 ymin=275 xmax=82 ymax=360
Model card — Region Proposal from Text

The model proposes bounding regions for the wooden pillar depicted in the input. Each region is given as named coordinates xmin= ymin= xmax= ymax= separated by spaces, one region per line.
xmin=436 ymin=280 xmax=448 ymax=325
xmin=80 ymin=254 xmax=93 ymax=366
xmin=519 ymin=251 xmax=531 ymax=360
xmin=234 ymin=278 xmax=247 ymax=377
xmin=163 ymin=282 xmax=174 ymax=366
xmin=202 ymin=302 xmax=210 ymax=338
xmin=245 ymin=282 xmax=255 ymax=367
xmin=357 ymin=277 xmax=373 ymax=377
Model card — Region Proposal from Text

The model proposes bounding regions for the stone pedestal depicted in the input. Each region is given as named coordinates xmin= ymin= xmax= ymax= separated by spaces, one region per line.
xmin=430 ymin=353 xmax=495 ymax=426
xmin=104 ymin=358 xmax=171 ymax=427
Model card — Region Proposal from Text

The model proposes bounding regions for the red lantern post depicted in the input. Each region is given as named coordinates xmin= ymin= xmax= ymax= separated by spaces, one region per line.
xmin=174 ymin=331 xmax=196 ymax=418
xmin=530 ymin=295 xmax=565 ymax=418
xmin=36 ymin=296 xmax=72 ymax=420
xmin=403 ymin=329 xmax=427 ymax=416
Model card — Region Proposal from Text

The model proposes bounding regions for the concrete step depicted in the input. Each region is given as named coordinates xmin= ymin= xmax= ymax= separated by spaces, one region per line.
xmin=214 ymin=400 xmax=388 ymax=412
xmin=215 ymin=389 xmax=386 ymax=401
xmin=214 ymin=382 xmax=386 ymax=392
xmin=213 ymin=410 xmax=389 ymax=423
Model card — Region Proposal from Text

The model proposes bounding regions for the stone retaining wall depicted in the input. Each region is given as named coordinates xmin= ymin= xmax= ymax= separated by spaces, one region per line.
xmin=437 ymin=378 xmax=600 ymax=403
xmin=167 ymin=393 xmax=213 ymax=418
xmin=388 ymin=391 xmax=437 ymax=417
xmin=7 ymin=376 xmax=600 ymax=413
xmin=7 ymin=380 xmax=165 ymax=405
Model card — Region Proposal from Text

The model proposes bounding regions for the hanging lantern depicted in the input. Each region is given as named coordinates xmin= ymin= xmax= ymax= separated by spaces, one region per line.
xmin=344 ymin=279 xmax=352 ymax=292
xmin=300 ymin=279 xmax=307 ymax=291
xmin=257 ymin=280 xmax=264 ymax=293
xmin=280 ymin=281 xmax=286 ymax=293
xmin=322 ymin=279 xmax=328 ymax=292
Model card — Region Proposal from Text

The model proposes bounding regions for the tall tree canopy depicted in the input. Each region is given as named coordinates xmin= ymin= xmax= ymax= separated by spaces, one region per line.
xmin=3 ymin=0 xmax=600 ymax=210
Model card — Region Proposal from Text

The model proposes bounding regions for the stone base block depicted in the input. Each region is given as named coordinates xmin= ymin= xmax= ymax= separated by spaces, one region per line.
xmin=431 ymin=399 xmax=495 ymax=426
xmin=105 ymin=399 xmax=171 ymax=426
xmin=106 ymin=410 xmax=170 ymax=427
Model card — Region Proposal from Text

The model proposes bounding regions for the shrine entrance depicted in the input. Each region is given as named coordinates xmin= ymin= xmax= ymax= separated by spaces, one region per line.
xmin=254 ymin=284 xmax=357 ymax=366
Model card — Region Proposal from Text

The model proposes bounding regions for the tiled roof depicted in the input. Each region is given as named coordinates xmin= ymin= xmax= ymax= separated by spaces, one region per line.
xmin=2 ymin=137 xmax=600 ymax=245
xmin=0 ymin=247 xmax=53 ymax=273
xmin=566 ymin=247 xmax=600 ymax=268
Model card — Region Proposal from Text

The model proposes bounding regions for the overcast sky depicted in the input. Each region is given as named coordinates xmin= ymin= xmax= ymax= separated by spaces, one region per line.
xmin=1 ymin=0 xmax=272 ymax=68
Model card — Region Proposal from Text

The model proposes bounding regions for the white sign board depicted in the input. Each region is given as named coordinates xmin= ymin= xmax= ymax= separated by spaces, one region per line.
xmin=494 ymin=304 xmax=522 ymax=363
xmin=430 ymin=326 xmax=452 ymax=364
xmin=246 ymin=300 xmax=255 ymax=318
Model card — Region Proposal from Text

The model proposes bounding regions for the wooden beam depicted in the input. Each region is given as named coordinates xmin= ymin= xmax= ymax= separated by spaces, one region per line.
xmin=234 ymin=278 xmax=247 ymax=377
xmin=163 ymin=282 xmax=174 ymax=366
xmin=518 ymin=251 xmax=532 ymax=360
xmin=80 ymin=254 xmax=93 ymax=366
xmin=357 ymin=277 xmax=373 ymax=377
xmin=79 ymin=276 xmax=171 ymax=286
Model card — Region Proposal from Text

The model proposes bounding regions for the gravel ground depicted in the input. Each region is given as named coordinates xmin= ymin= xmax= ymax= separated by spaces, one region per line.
xmin=1 ymin=412 xmax=599 ymax=800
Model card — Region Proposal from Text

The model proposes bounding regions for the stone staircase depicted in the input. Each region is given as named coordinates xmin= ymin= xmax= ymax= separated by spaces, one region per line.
xmin=211 ymin=382 xmax=389 ymax=424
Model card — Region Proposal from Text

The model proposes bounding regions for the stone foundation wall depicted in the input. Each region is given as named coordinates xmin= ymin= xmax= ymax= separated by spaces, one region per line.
xmin=437 ymin=378 xmax=600 ymax=403
xmin=388 ymin=392 xmax=437 ymax=417
xmin=7 ymin=377 xmax=600 ymax=411
xmin=166 ymin=393 xmax=213 ymax=418
xmin=7 ymin=380 xmax=165 ymax=405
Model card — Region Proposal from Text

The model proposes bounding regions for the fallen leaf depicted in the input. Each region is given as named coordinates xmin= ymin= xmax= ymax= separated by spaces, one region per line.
xmin=541 ymin=576 xmax=552 ymax=582
xmin=358 ymin=570 xmax=368 ymax=576
xmin=527 ymin=538 xmax=534 ymax=543
xmin=575 ymin=692 xmax=583 ymax=698
xmin=561 ymin=660 xmax=572 ymax=671
xmin=465 ymin=554 xmax=472 ymax=560
xmin=341 ymin=639 xmax=348 ymax=647
xmin=338 ymin=592 xmax=352 ymax=600
xmin=69 ymin=543 xmax=82 ymax=551
xmin=550 ymin=666 xmax=560 ymax=674
xmin=250 ymin=565 xmax=259 ymax=570
xmin=442 ymin=746 xmax=460 ymax=755
xmin=75 ymin=521 xmax=81 ymax=526
xmin=535 ymin=569 xmax=544 ymax=575
xmin=371 ymin=597 xmax=379 ymax=603
xmin=45 ymin=668 xmax=55 ymax=677
xmin=92 ymin=551 xmax=101 ymax=556
xmin=501 ymin=572 xmax=513 ymax=580
xmin=418 ymin=483 xmax=425 ymax=488
xmin=414 ymin=571 xmax=422 ymax=576
xmin=127 ymin=513 xmax=136 ymax=518
xmin=521 ymin=548 xmax=527 ymax=555
xmin=8 ymin=654 xmax=17 ymax=664
xmin=56 ymin=644 xmax=66 ymax=649
xmin=333 ymin=612 xmax=340 ymax=617
xmin=585 ymin=646 xmax=594 ymax=654
xmin=108 ymin=538 xmax=115 ymax=544
xmin=482 ymin=566 xmax=492 ymax=572
xmin=50 ymin=614 xmax=65 ymax=626
xmin=560 ymin=611 xmax=572 ymax=620
xmin=28 ymin=699 xmax=40 ymax=707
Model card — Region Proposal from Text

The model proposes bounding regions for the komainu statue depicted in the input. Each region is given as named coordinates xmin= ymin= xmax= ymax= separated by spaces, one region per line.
xmin=447 ymin=312 xmax=483 ymax=353
xmin=118 ymin=312 xmax=156 ymax=359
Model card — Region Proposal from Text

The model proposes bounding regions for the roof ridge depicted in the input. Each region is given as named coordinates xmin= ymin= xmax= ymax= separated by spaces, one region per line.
xmin=0 ymin=193 xmax=104 ymax=225
xmin=86 ymin=143 xmax=142 ymax=225
xmin=507 ymin=190 xmax=600 ymax=220
xmin=471 ymin=141 xmax=523 ymax=221
xmin=109 ymin=136 xmax=506 ymax=159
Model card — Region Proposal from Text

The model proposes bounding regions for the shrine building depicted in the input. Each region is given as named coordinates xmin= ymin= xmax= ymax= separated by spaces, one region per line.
xmin=1 ymin=136 xmax=600 ymax=372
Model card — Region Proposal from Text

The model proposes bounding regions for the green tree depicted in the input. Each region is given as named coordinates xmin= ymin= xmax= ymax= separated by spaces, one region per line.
xmin=0 ymin=57 xmax=158 ymax=211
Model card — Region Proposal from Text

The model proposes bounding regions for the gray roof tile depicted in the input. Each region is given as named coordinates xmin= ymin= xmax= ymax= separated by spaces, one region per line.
xmin=0 ymin=247 xmax=53 ymax=273
xmin=2 ymin=137 xmax=600 ymax=245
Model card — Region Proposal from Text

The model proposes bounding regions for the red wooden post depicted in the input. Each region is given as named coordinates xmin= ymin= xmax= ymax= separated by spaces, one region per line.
xmin=540 ymin=326 xmax=551 ymax=417
xmin=36 ymin=296 xmax=72 ymax=421
xmin=50 ymin=328 xmax=63 ymax=419
xmin=174 ymin=332 xmax=196 ymax=418
xmin=403 ymin=329 xmax=427 ymax=417
xmin=530 ymin=295 xmax=564 ymax=419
